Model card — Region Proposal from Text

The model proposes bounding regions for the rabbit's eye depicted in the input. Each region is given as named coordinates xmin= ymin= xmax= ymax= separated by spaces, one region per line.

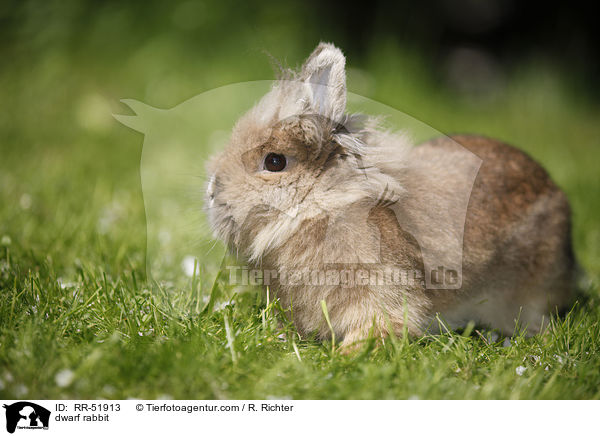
xmin=264 ymin=153 xmax=287 ymax=172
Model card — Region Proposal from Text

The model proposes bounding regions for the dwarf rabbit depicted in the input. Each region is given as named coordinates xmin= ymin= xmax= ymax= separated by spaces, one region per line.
xmin=205 ymin=43 xmax=575 ymax=347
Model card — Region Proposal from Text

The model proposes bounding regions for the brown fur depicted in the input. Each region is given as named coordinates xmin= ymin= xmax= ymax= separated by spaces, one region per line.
xmin=405 ymin=135 xmax=575 ymax=334
xmin=205 ymin=44 xmax=575 ymax=347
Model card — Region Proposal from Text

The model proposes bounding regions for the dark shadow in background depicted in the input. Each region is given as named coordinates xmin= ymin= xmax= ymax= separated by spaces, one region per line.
xmin=307 ymin=0 xmax=599 ymax=99
xmin=0 ymin=0 xmax=597 ymax=100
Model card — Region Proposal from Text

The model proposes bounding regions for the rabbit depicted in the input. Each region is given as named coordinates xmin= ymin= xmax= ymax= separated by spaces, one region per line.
xmin=205 ymin=42 xmax=576 ymax=348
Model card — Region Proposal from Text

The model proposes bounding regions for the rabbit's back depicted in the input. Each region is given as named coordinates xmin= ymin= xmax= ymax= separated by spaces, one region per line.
xmin=405 ymin=134 xmax=575 ymax=332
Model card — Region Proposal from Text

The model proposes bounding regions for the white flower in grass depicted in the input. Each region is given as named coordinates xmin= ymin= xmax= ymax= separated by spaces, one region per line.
xmin=57 ymin=278 xmax=77 ymax=289
xmin=55 ymin=369 xmax=75 ymax=387
xmin=103 ymin=385 xmax=116 ymax=396
xmin=214 ymin=301 xmax=232 ymax=311
xmin=181 ymin=255 xmax=197 ymax=277
xmin=515 ymin=366 xmax=526 ymax=376
xmin=14 ymin=384 xmax=28 ymax=396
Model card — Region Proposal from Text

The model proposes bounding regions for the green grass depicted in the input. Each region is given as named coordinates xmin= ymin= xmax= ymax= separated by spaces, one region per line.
xmin=1 ymin=2 xmax=600 ymax=400
xmin=1 ymin=260 xmax=599 ymax=399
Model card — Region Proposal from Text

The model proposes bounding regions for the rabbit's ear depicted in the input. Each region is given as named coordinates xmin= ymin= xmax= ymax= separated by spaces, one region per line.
xmin=300 ymin=43 xmax=346 ymax=123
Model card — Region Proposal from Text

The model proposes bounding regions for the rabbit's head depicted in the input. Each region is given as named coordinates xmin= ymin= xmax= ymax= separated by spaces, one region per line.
xmin=206 ymin=43 xmax=407 ymax=264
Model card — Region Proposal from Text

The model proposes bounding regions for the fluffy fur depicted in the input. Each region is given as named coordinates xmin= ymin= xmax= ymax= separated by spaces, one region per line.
xmin=206 ymin=43 xmax=575 ymax=347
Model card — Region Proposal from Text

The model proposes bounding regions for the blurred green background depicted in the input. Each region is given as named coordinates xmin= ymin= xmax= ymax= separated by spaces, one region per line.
xmin=0 ymin=0 xmax=599 ymax=399
xmin=1 ymin=0 xmax=598 ymax=279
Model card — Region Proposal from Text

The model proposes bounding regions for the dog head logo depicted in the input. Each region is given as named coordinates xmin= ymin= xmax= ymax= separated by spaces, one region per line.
xmin=115 ymin=79 xmax=481 ymax=290
xmin=3 ymin=402 xmax=50 ymax=433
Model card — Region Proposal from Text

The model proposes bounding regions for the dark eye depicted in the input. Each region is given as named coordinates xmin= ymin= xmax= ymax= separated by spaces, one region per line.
xmin=264 ymin=153 xmax=287 ymax=172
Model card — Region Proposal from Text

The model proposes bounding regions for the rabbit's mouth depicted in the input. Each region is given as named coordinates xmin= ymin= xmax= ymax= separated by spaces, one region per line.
xmin=209 ymin=205 xmax=236 ymax=246
xmin=205 ymin=183 xmax=235 ymax=244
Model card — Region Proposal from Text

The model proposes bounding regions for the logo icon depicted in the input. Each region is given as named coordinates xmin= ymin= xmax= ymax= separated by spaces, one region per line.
xmin=3 ymin=402 xmax=50 ymax=434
